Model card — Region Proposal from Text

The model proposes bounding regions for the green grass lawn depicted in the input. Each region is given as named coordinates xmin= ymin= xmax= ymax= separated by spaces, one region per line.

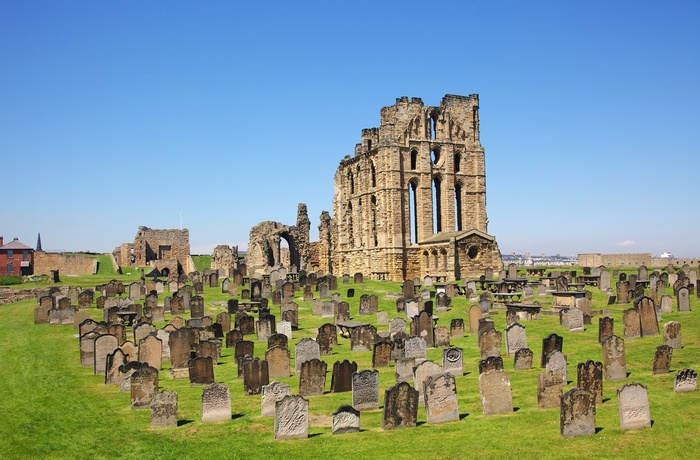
xmin=0 ymin=270 xmax=698 ymax=459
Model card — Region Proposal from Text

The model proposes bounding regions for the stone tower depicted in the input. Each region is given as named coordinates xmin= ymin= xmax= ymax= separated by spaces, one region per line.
xmin=328 ymin=94 xmax=502 ymax=281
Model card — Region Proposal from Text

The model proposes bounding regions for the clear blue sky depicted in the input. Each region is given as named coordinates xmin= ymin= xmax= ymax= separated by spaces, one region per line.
xmin=2 ymin=1 xmax=698 ymax=257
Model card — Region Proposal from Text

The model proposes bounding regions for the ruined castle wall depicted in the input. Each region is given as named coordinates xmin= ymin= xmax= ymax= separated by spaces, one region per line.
xmin=33 ymin=252 xmax=98 ymax=276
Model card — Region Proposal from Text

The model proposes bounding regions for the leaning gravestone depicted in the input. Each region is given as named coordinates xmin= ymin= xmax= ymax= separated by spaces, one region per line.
xmin=479 ymin=369 xmax=513 ymax=415
xmin=261 ymin=381 xmax=291 ymax=417
xmin=664 ymin=321 xmax=682 ymax=349
xmin=652 ymin=345 xmax=672 ymax=374
xmin=577 ymin=360 xmax=603 ymax=403
xmin=332 ymin=405 xmax=360 ymax=434
xmin=602 ymin=335 xmax=626 ymax=380
xmin=201 ymin=383 xmax=231 ymax=423
xmin=150 ymin=391 xmax=178 ymax=429
xmin=538 ymin=370 xmax=564 ymax=408
xmin=617 ymin=383 xmax=651 ymax=430
xmin=423 ymin=372 xmax=459 ymax=424
xmin=352 ymin=369 xmax=380 ymax=410
xmin=382 ymin=381 xmax=419 ymax=430
xmin=560 ymin=388 xmax=596 ymax=438
xmin=274 ymin=395 xmax=308 ymax=440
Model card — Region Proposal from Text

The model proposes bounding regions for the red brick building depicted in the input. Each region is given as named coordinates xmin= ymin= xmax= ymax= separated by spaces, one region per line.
xmin=0 ymin=237 xmax=34 ymax=276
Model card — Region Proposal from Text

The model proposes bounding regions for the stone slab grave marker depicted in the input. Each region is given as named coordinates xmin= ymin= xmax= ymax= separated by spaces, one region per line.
xmin=424 ymin=372 xmax=459 ymax=424
xmin=677 ymin=287 xmax=690 ymax=312
xmin=546 ymin=351 xmax=567 ymax=384
xmin=331 ymin=360 xmax=357 ymax=393
xmin=538 ymin=370 xmax=564 ymax=408
xmin=151 ymin=391 xmax=178 ymax=429
xmin=450 ymin=318 xmax=464 ymax=337
xmin=413 ymin=360 xmax=442 ymax=407
xmin=479 ymin=369 xmax=513 ymax=415
xmin=433 ymin=325 xmax=450 ymax=348
xmin=372 ymin=340 xmax=392 ymax=368
xmin=202 ymin=383 xmax=231 ymax=423
xmin=674 ymin=368 xmax=698 ymax=393
xmin=664 ymin=321 xmax=682 ymax=349
xmin=560 ymin=388 xmax=596 ymax=438
xmin=266 ymin=346 xmax=291 ymax=379
xmin=404 ymin=336 xmax=427 ymax=361
xmin=618 ymin=383 xmax=651 ymax=430
xmin=468 ymin=305 xmax=481 ymax=334
xmin=390 ymin=317 xmax=407 ymax=339
xmin=480 ymin=328 xmax=502 ymax=359
xmin=382 ymin=381 xmax=419 ymax=430
xmin=513 ymin=348 xmax=533 ymax=370
xmin=602 ymin=335 xmax=626 ymax=380
xmin=568 ymin=307 xmax=584 ymax=332
xmin=295 ymin=338 xmax=320 ymax=373
xmin=652 ymin=345 xmax=672 ymax=374
xmin=623 ymin=308 xmax=641 ymax=339
xmin=332 ymin=405 xmax=360 ymax=434
xmin=505 ymin=323 xmax=527 ymax=356
xmin=405 ymin=298 xmax=419 ymax=320
xmin=94 ymin=334 xmax=119 ymax=375
xmin=541 ymin=333 xmax=563 ymax=368
xmin=351 ymin=325 xmax=376 ymax=352
xmin=394 ymin=357 xmax=415 ymax=383
xmin=130 ymin=366 xmax=159 ymax=409
xmin=352 ymin=369 xmax=380 ymax=410
xmin=637 ymin=297 xmax=659 ymax=337
xmin=189 ymin=356 xmax=215 ymax=385
xmin=577 ymin=360 xmax=603 ymax=403
xmin=442 ymin=347 xmax=464 ymax=376
xmin=298 ymin=358 xmax=327 ymax=396
xmin=138 ymin=334 xmax=163 ymax=370
xmin=261 ymin=381 xmax=291 ymax=417
xmin=243 ymin=358 xmax=270 ymax=395
xmin=274 ymin=395 xmax=308 ymax=440
xmin=598 ymin=317 xmax=614 ymax=344
xmin=479 ymin=356 xmax=504 ymax=374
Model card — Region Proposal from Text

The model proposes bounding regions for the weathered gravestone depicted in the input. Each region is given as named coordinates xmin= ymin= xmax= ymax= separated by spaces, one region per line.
xmin=150 ymin=391 xmax=178 ymax=429
xmin=201 ymin=383 xmax=231 ymax=422
xmin=513 ymin=348 xmax=534 ymax=370
xmin=450 ymin=318 xmax=464 ymax=337
xmin=265 ymin=345 xmax=291 ymax=379
xmin=637 ymin=297 xmax=659 ymax=336
xmin=577 ymin=360 xmax=603 ymax=403
xmin=480 ymin=328 xmax=502 ymax=359
xmin=130 ymin=366 xmax=159 ymax=409
xmin=298 ymin=358 xmax=327 ymax=396
xmin=677 ymin=287 xmax=690 ymax=312
xmin=623 ymin=308 xmax=641 ymax=339
xmin=225 ymin=330 xmax=243 ymax=348
xmin=394 ymin=357 xmax=415 ymax=383
xmin=351 ymin=325 xmax=376 ymax=352
xmin=541 ymin=333 xmax=563 ymax=367
xmin=413 ymin=360 xmax=442 ymax=407
xmin=433 ymin=326 xmax=450 ymax=348
xmin=372 ymin=340 xmax=392 ymax=368
xmin=617 ymin=383 xmax=651 ymax=430
xmin=598 ymin=317 xmax=614 ymax=344
xmin=664 ymin=321 xmax=682 ymax=349
xmin=505 ymin=323 xmax=527 ymax=356
xmin=404 ymin=336 xmax=427 ymax=361
xmin=545 ymin=351 xmax=567 ymax=384
xmin=560 ymin=388 xmax=596 ymax=438
xmin=243 ymin=358 xmax=270 ymax=395
xmin=479 ymin=356 xmax=504 ymax=374
xmin=382 ymin=381 xmax=419 ymax=430
xmin=390 ymin=317 xmax=407 ymax=339
xmin=295 ymin=338 xmax=320 ymax=374
xmin=652 ymin=345 xmax=672 ymax=374
xmin=674 ymin=368 xmax=698 ymax=393
xmin=602 ymin=335 xmax=626 ymax=380
xmin=332 ymin=405 xmax=361 ymax=434
xmin=479 ymin=369 xmax=513 ymax=415
xmin=274 ymin=395 xmax=308 ymax=440
xmin=424 ymin=372 xmax=459 ymax=424
xmin=189 ymin=356 xmax=215 ymax=385
xmin=352 ymin=369 xmax=380 ymax=410
xmin=538 ymin=370 xmax=564 ymax=408
xmin=331 ymin=360 xmax=357 ymax=393
xmin=261 ymin=381 xmax=291 ymax=417
xmin=138 ymin=335 xmax=163 ymax=370
xmin=568 ymin=308 xmax=584 ymax=332
xmin=94 ymin=334 xmax=119 ymax=375
xmin=469 ymin=305 xmax=481 ymax=334
xmin=442 ymin=347 xmax=464 ymax=376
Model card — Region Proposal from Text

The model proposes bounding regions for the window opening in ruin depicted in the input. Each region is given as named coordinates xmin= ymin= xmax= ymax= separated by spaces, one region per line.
xmin=468 ymin=245 xmax=480 ymax=260
xmin=432 ymin=177 xmax=442 ymax=234
xmin=371 ymin=195 xmax=378 ymax=247
xmin=347 ymin=202 xmax=354 ymax=248
xmin=431 ymin=147 xmax=440 ymax=165
xmin=430 ymin=113 xmax=437 ymax=140
xmin=442 ymin=249 xmax=448 ymax=271
xmin=410 ymin=150 xmax=418 ymax=170
xmin=367 ymin=139 xmax=372 ymax=151
xmin=433 ymin=250 xmax=438 ymax=269
xmin=424 ymin=251 xmax=429 ymax=268
xmin=454 ymin=153 xmax=460 ymax=172
xmin=454 ymin=183 xmax=463 ymax=231
xmin=409 ymin=181 xmax=418 ymax=245
xmin=371 ymin=161 xmax=376 ymax=188
xmin=348 ymin=171 xmax=354 ymax=194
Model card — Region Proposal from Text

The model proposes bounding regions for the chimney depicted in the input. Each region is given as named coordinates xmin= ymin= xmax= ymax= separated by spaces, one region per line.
xmin=0 ymin=236 xmax=3 ymax=246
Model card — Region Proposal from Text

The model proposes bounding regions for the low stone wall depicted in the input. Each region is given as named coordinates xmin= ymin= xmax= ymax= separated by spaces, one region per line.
xmin=33 ymin=252 xmax=98 ymax=276
xmin=0 ymin=288 xmax=40 ymax=305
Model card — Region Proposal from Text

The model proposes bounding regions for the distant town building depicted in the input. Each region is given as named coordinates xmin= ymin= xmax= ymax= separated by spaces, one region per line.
xmin=0 ymin=237 xmax=34 ymax=276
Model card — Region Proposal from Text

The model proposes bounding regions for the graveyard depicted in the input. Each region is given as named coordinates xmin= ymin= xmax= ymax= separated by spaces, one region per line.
xmin=0 ymin=263 xmax=699 ymax=459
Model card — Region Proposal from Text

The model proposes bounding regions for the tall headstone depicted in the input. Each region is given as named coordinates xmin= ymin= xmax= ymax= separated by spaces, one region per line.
xmin=382 ymin=382 xmax=419 ymax=430
xmin=537 ymin=370 xmax=564 ymax=408
xmin=602 ymin=335 xmax=626 ymax=380
xmin=352 ymin=369 xmax=380 ymax=410
xmin=201 ymin=383 xmax=231 ymax=422
xmin=617 ymin=383 xmax=651 ymax=430
xmin=664 ymin=321 xmax=682 ymax=349
xmin=479 ymin=369 xmax=513 ymax=415
xmin=423 ymin=373 xmax=459 ymax=424
xmin=150 ymin=391 xmax=178 ymax=429
xmin=274 ymin=395 xmax=308 ymax=440
xmin=652 ymin=345 xmax=672 ymax=374
xmin=560 ymin=388 xmax=596 ymax=438
xmin=261 ymin=381 xmax=291 ymax=417
xmin=577 ymin=360 xmax=603 ymax=403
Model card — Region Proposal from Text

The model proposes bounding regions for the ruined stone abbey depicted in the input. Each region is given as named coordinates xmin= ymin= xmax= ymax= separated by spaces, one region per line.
xmin=246 ymin=94 xmax=502 ymax=281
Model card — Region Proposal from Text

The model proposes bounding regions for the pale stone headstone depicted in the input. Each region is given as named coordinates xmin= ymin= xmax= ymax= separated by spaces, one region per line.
xmin=480 ymin=328 xmax=502 ymax=359
xmin=602 ymin=335 xmax=626 ymax=380
xmin=664 ymin=321 xmax=682 ymax=349
xmin=330 ymin=360 xmax=357 ymax=393
xmin=674 ymin=368 xmax=698 ymax=393
xmin=332 ymin=405 xmax=360 ymax=434
xmin=274 ymin=395 xmax=308 ymax=440
xmin=138 ymin=334 xmax=163 ymax=370
xmin=505 ymin=323 xmax=527 ymax=356
xmin=404 ymin=336 xmax=427 ymax=361
xmin=568 ymin=308 xmax=584 ymax=332
xmin=413 ymin=360 xmax=442 ymax=407
xmin=442 ymin=347 xmax=464 ymax=376
xmin=295 ymin=338 xmax=320 ymax=373
xmin=424 ymin=372 xmax=459 ymax=424
xmin=261 ymin=381 xmax=291 ymax=417
xmin=394 ymin=357 xmax=416 ymax=383
xmin=623 ymin=308 xmax=641 ymax=339
xmin=94 ymin=334 xmax=119 ymax=375
xmin=617 ymin=383 xmax=651 ymax=430
xmin=202 ymin=383 xmax=231 ymax=423
xmin=468 ymin=305 xmax=481 ymax=334
xmin=677 ymin=287 xmax=690 ymax=312
xmin=537 ymin=370 xmax=564 ymax=408
xmin=546 ymin=351 xmax=567 ymax=384
xmin=479 ymin=369 xmax=513 ymax=415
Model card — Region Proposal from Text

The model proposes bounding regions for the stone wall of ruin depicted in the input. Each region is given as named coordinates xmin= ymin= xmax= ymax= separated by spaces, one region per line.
xmin=119 ymin=227 xmax=191 ymax=274
xmin=328 ymin=94 xmax=501 ymax=281
xmin=33 ymin=252 xmax=98 ymax=276
xmin=211 ymin=245 xmax=239 ymax=272
xmin=578 ymin=253 xmax=652 ymax=268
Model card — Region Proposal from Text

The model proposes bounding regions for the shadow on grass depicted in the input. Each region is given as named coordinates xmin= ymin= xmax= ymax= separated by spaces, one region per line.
xmin=177 ymin=419 xmax=194 ymax=427
xmin=602 ymin=398 xmax=611 ymax=403
xmin=651 ymin=420 xmax=655 ymax=427
xmin=513 ymin=407 xmax=520 ymax=412
xmin=232 ymin=413 xmax=245 ymax=420
xmin=595 ymin=427 xmax=604 ymax=434
xmin=308 ymin=433 xmax=323 ymax=438
xmin=459 ymin=412 xmax=470 ymax=420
